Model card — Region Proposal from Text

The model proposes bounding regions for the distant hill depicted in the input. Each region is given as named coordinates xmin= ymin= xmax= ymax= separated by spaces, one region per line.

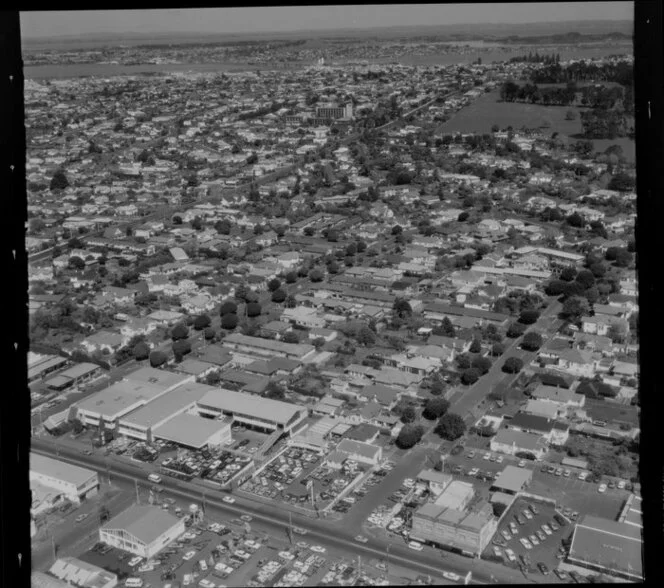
xmin=22 ymin=19 xmax=633 ymax=51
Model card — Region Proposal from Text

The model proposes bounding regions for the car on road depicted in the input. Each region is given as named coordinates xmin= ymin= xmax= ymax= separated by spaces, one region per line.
xmin=442 ymin=572 xmax=461 ymax=582
xmin=182 ymin=551 xmax=196 ymax=561
xmin=83 ymin=449 xmax=93 ymax=455
xmin=518 ymin=460 xmax=526 ymax=468
xmin=222 ymin=496 xmax=235 ymax=504
xmin=354 ymin=535 xmax=368 ymax=543
xmin=311 ymin=545 xmax=326 ymax=553
xmin=598 ymin=483 xmax=607 ymax=493
xmin=75 ymin=513 xmax=89 ymax=523
xmin=408 ymin=541 xmax=424 ymax=551
xmin=519 ymin=538 xmax=532 ymax=550
xmin=529 ymin=534 xmax=540 ymax=546
xmin=537 ymin=562 xmax=550 ymax=576
xmin=240 ymin=514 xmax=252 ymax=522
xmin=292 ymin=526 xmax=308 ymax=535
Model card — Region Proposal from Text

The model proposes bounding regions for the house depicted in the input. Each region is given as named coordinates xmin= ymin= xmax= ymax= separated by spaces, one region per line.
xmin=281 ymin=306 xmax=326 ymax=329
xmin=541 ymin=347 xmax=596 ymax=378
xmin=79 ymin=330 xmax=124 ymax=354
xmin=490 ymin=429 xmax=547 ymax=460
xmin=581 ymin=315 xmax=629 ymax=338
xmin=530 ymin=384 xmax=586 ymax=409
xmin=360 ymin=384 xmax=400 ymax=409
xmin=522 ymin=399 xmax=560 ymax=420
xmin=103 ymin=286 xmax=136 ymax=304
xmin=505 ymin=412 xmax=569 ymax=446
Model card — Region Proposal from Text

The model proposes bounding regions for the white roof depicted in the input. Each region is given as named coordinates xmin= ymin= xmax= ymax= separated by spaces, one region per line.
xmin=198 ymin=388 xmax=304 ymax=426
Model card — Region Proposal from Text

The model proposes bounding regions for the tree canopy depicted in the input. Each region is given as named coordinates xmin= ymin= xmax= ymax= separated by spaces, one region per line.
xmin=435 ymin=412 xmax=466 ymax=441
xmin=502 ymin=357 xmax=524 ymax=374
xmin=423 ymin=397 xmax=451 ymax=420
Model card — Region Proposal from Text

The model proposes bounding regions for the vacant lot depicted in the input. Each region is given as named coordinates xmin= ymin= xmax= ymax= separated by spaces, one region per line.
xmin=440 ymin=90 xmax=636 ymax=161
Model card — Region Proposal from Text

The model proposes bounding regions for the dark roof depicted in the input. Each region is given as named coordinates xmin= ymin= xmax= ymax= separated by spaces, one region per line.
xmin=535 ymin=370 xmax=575 ymax=389
xmin=344 ymin=423 xmax=380 ymax=442
xmin=424 ymin=302 xmax=509 ymax=323
xmin=508 ymin=412 xmax=555 ymax=433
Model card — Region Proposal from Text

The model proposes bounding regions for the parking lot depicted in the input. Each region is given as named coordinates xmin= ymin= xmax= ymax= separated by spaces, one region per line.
xmin=486 ymin=496 xmax=571 ymax=579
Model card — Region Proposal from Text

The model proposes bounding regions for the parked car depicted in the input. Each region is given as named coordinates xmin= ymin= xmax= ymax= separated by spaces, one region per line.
xmin=311 ymin=545 xmax=326 ymax=553
xmin=515 ymin=514 xmax=525 ymax=525
xmin=563 ymin=469 xmax=571 ymax=478
xmin=617 ymin=480 xmax=626 ymax=490
xmin=354 ymin=535 xmax=368 ymax=543
xmin=518 ymin=460 xmax=526 ymax=468
xmin=541 ymin=524 xmax=552 ymax=536
xmin=554 ymin=569 xmax=569 ymax=581
xmin=598 ymin=483 xmax=607 ymax=493
xmin=75 ymin=513 xmax=89 ymax=523
xmin=222 ymin=496 xmax=235 ymax=504
xmin=467 ymin=451 xmax=475 ymax=459
xmin=519 ymin=538 xmax=532 ymax=550
xmin=492 ymin=546 xmax=503 ymax=558
xmin=504 ymin=548 xmax=517 ymax=563
xmin=537 ymin=562 xmax=549 ymax=575
xmin=500 ymin=530 xmax=511 ymax=541
xmin=483 ymin=452 xmax=491 ymax=461
xmin=182 ymin=551 xmax=196 ymax=561
xmin=408 ymin=541 xmax=424 ymax=551
xmin=529 ymin=534 xmax=540 ymax=546
xmin=550 ymin=521 xmax=559 ymax=531
xmin=536 ymin=530 xmax=546 ymax=542
xmin=555 ymin=468 xmax=563 ymax=476
xmin=469 ymin=468 xmax=479 ymax=477
xmin=529 ymin=504 xmax=539 ymax=515
xmin=522 ymin=509 xmax=533 ymax=520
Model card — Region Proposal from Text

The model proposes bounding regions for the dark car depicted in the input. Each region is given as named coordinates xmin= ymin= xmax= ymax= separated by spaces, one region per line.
xmin=451 ymin=445 xmax=464 ymax=456
xmin=537 ymin=563 xmax=549 ymax=575
xmin=529 ymin=504 xmax=539 ymax=515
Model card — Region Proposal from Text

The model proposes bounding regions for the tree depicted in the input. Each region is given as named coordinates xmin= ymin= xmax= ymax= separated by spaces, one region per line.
xmin=193 ymin=314 xmax=211 ymax=330
xmin=423 ymin=397 xmax=450 ymax=420
xmin=68 ymin=256 xmax=85 ymax=270
xmin=191 ymin=216 xmax=203 ymax=231
xmin=172 ymin=215 xmax=183 ymax=225
xmin=545 ymin=279 xmax=567 ymax=296
xmin=575 ymin=269 xmax=596 ymax=290
xmin=282 ymin=332 xmax=299 ymax=344
xmin=391 ymin=225 xmax=403 ymax=236
xmin=502 ymin=357 xmax=524 ymax=374
xmin=220 ymin=300 xmax=238 ymax=315
xmin=521 ymin=331 xmax=543 ymax=351
xmin=506 ymin=322 xmax=527 ymax=338
xmin=149 ymin=350 xmax=168 ymax=368
xmin=566 ymin=212 xmax=585 ymax=228
xmin=469 ymin=338 xmax=482 ymax=353
xmin=607 ymin=172 xmax=635 ymax=192
xmin=204 ymin=326 xmax=216 ymax=340
xmin=132 ymin=342 xmax=150 ymax=360
xmin=215 ymin=219 xmax=232 ymax=235
xmin=456 ymin=353 xmax=471 ymax=370
xmin=458 ymin=211 xmax=470 ymax=222
xmin=246 ymin=302 xmax=262 ymax=318
xmin=357 ymin=326 xmax=377 ymax=347
xmin=607 ymin=322 xmax=628 ymax=344
xmin=309 ymin=269 xmax=324 ymax=282
xmin=172 ymin=339 xmax=192 ymax=360
xmin=396 ymin=423 xmax=425 ymax=449
xmin=491 ymin=342 xmax=505 ymax=357
xmin=560 ymin=266 xmax=577 ymax=282
xmin=265 ymin=381 xmax=286 ymax=400
xmin=613 ymin=249 xmax=632 ymax=268
xmin=561 ymin=296 xmax=590 ymax=323
xmin=171 ymin=323 xmax=189 ymax=340
xmin=438 ymin=316 xmax=456 ymax=337
xmin=50 ymin=169 xmax=69 ymax=191
xmin=471 ymin=355 xmax=492 ymax=375
xmin=267 ymin=278 xmax=282 ymax=293
xmin=327 ymin=261 xmax=340 ymax=274
xmin=492 ymin=502 xmax=508 ymax=518
xmin=285 ymin=271 xmax=297 ymax=284
xmin=430 ymin=377 xmax=446 ymax=396
xmin=221 ymin=313 xmax=238 ymax=330
xmin=435 ymin=413 xmax=466 ymax=441
xmin=271 ymin=288 xmax=287 ymax=303
xmin=393 ymin=298 xmax=412 ymax=319
xmin=461 ymin=368 xmax=481 ymax=385
xmin=312 ymin=337 xmax=326 ymax=350
xmin=401 ymin=406 xmax=417 ymax=424
xmin=518 ymin=309 xmax=540 ymax=325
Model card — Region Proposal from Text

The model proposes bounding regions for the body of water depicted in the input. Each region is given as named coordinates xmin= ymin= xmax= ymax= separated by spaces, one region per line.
xmin=24 ymin=44 xmax=631 ymax=80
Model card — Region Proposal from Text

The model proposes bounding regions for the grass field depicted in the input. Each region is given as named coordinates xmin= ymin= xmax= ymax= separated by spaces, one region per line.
xmin=440 ymin=90 xmax=636 ymax=161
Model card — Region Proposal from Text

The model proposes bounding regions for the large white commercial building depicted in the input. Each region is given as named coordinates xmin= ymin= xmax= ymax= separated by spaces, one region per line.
xmin=30 ymin=453 xmax=99 ymax=505
xmin=74 ymin=367 xmax=193 ymax=430
xmin=197 ymin=389 xmax=307 ymax=434
xmin=99 ymin=504 xmax=185 ymax=559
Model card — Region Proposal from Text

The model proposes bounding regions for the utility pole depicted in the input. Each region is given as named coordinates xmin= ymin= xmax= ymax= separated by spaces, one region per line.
xmin=135 ymin=479 xmax=140 ymax=505
xmin=386 ymin=544 xmax=391 ymax=581
xmin=51 ymin=535 xmax=56 ymax=563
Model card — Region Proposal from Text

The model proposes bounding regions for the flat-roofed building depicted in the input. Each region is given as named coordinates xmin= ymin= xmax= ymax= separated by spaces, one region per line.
xmin=99 ymin=504 xmax=185 ymax=559
xmin=197 ymin=388 xmax=307 ymax=434
xmin=411 ymin=499 xmax=497 ymax=557
xmin=28 ymin=353 xmax=70 ymax=384
xmin=44 ymin=362 xmax=101 ymax=392
xmin=566 ymin=515 xmax=642 ymax=581
xmin=117 ymin=382 xmax=215 ymax=442
xmin=74 ymin=368 xmax=193 ymax=429
xmin=222 ymin=333 xmax=316 ymax=361
xmin=490 ymin=465 xmax=533 ymax=495
xmin=30 ymin=453 xmax=99 ymax=505
xmin=153 ymin=413 xmax=232 ymax=449
xmin=434 ymin=481 xmax=475 ymax=510
xmin=335 ymin=438 xmax=382 ymax=465
xmin=416 ymin=469 xmax=453 ymax=496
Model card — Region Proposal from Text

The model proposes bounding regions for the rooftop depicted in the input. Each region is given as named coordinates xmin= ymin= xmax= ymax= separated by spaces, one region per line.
xmin=102 ymin=504 xmax=182 ymax=546
xmin=198 ymin=388 xmax=304 ymax=426
xmin=31 ymin=453 xmax=97 ymax=486
xmin=492 ymin=465 xmax=533 ymax=493
xmin=154 ymin=413 xmax=232 ymax=448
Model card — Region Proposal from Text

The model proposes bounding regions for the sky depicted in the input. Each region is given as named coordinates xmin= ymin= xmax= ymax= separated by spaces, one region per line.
xmin=20 ymin=3 xmax=633 ymax=39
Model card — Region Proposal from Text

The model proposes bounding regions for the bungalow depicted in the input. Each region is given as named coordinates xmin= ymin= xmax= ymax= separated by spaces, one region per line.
xmin=103 ymin=286 xmax=136 ymax=304
xmin=360 ymin=384 xmax=400 ymax=409
xmin=582 ymin=315 xmax=629 ymax=337
xmin=505 ymin=413 xmax=569 ymax=446
xmin=490 ymin=429 xmax=547 ymax=460
xmin=181 ymin=293 xmax=217 ymax=314
xmin=545 ymin=348 xmax=596 ymax=378
xmin=530 ymin=384 xmax=586 ymax=409
xmin=373 ymin=367 xmax=421 ymax=390
xmin=79 ymin=330 xmax=124 ymax=354
xmin=522 ymin=399 xmax=561 ymax=420
xmin=383 ymin=353 xmax=439 ymax=376
xmin=119 ymin=318 xmax=158 ymax=344
xmin=281 ymin=306 xmax=326 ymax=329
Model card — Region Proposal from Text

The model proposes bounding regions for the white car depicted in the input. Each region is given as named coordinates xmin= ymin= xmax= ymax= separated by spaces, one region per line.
xmin=505 ymin=548 xmax=517 ymax=562
xmin=541 ymin=524 xmax=553 ymax=536
xmin=442 ymin=572 xmax=461 ymax=581
xmin=128 ymin=556 xmax=143 ymax=568
xmin=468 ymin=467 xmax=479 ymax=476
xmin=598 ymin=483 xmax=607 ymax=493
xmin=296 ymin=541 xmax=309 ymax=549
xmin=222 ymin=496 xmax=235 ymax=504
xmin=483 ymin=452 xmax=491 ymax=461
xmin=493 ymin=546 xmax=503 ymax=558
xmin=182 ymin=550 xmax=196 ymax=561
xmin=518 ymin=460 xmax=526 ymax=468
xmin=199 ymin=560 xmax=208 ymax=572
xmin=408 ymin=541 xmax=424 ymax=551
xmin=355 ymin=535 xmax=369 ymax=543
xmin=311 ymin=545 xmax=326 ymax=553
xmin=618 ymin=480 xmax=626 ymax=489
xmin=519 ymin=538 xmax=533 ymax=550
xmin=240 ymin=514 xmax=252 ymax=522
xmin=198 ymin=580 xmax=215 ymax=588
xmin=496 ymin=456 xmax=504 ymax=464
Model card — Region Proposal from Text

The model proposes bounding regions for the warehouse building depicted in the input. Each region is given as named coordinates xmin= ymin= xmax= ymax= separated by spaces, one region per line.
xmin=99 ymin=504 xmax=185 ymax=559
xmin=44 ymin=362 xmax=101 ymax=392
xmin=335 ymin=438 xmax=382 ymax=465
xmin=49 ymin=557 xmax=118 ymax=588
xmin=566 ymin=515 xmax=643 ymax=581
xmin=117 ymin=382 xmax=215 ymax=442
xmin=74 ymin=367 xmax=193 ymax=429
xmin=30 ymin=453 xmax=99 ymax=505
xmin=197 ymin=388 xmax=307 ymax=434
xmin=28 ymin=353 xmax=69 ymax=384
xmin=222 ymin=333 xmax=316 ymax=361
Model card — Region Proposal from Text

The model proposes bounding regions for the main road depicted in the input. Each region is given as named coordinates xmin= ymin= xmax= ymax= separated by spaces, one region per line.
xmin=31 ymin=439 xmax=537 ymax=584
